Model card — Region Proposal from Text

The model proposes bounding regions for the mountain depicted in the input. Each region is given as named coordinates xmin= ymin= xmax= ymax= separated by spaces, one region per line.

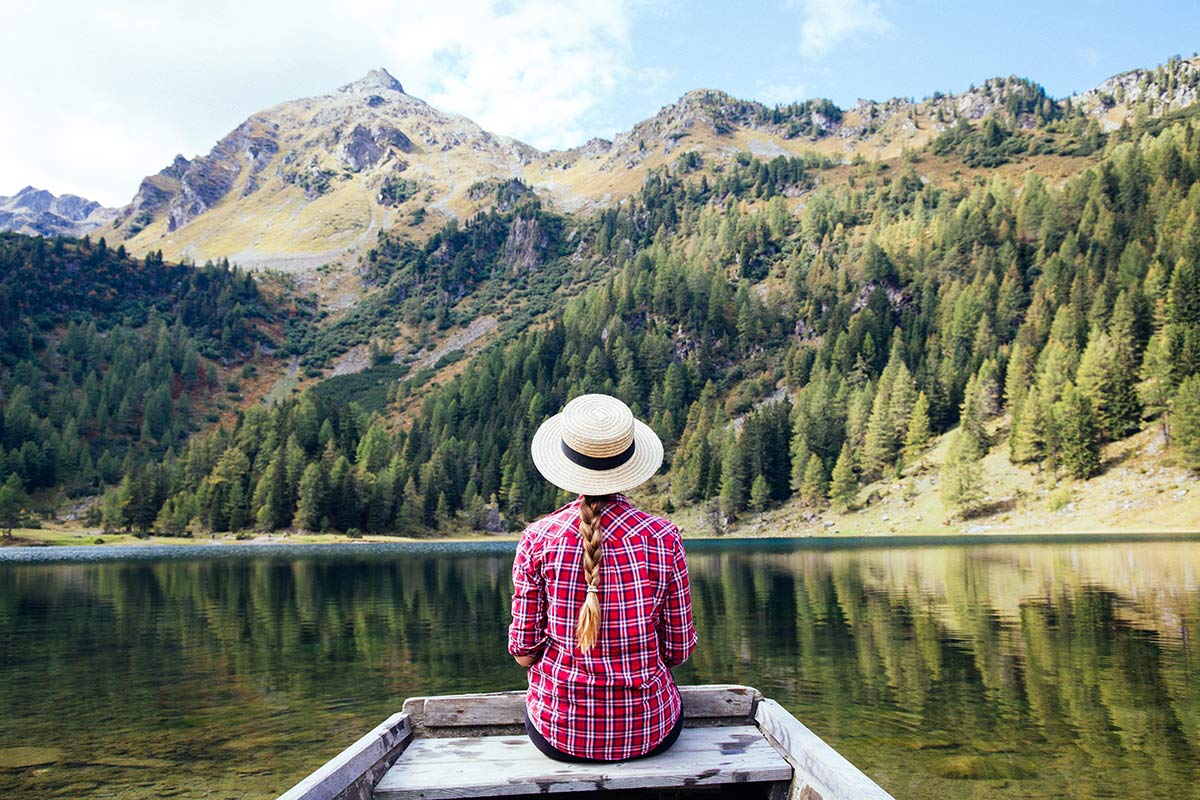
xmin=102 ymin=58 xmax=1200 ymax=272
xmin=0 ymin=186 xmax=116 ymax=237
xmin=7 ymin=54 xmax=1200 ymax=541
xmin=102 ymin=68 xmax=537 ymax=271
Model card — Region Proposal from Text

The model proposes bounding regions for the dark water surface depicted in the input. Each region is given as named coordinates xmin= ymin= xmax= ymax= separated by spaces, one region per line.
xmin=1 ymin=537 xmax=1199 ymax=799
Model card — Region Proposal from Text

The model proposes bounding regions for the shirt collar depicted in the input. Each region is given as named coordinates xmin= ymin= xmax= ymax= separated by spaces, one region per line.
xmin=575 ymin=493 xmax=631 ymax=506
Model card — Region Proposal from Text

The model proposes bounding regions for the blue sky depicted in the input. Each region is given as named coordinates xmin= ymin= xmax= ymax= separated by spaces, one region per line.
xmin=2 ymin=0 xmax=1198 ymax=206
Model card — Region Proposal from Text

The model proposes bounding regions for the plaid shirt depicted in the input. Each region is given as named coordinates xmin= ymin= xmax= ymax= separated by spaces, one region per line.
xmin=508 ymin=494 xmax=697 ymax=761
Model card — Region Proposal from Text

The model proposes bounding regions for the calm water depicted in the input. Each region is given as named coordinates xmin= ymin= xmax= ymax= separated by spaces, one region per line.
xmin=1 ymin=538 xmax=1199 ymax=800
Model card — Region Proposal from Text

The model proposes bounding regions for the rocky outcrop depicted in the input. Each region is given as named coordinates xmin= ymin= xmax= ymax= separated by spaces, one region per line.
xmin=166 ymin=119 xmax=278 ymax=231
xmin=114 ymin=156 xmax=191 ymax=235
xmin=336 ymin=122 xmax=414 ymax=172
xmin=1077 ymin=56 xmax=1200 ymax=123
xmin=338 ymin=68 xmax=405 ymax=95
xmin=501 ymin=214 xmax=549 ymax=275
xmin=0 ymin=186 xmax=116 ymax=237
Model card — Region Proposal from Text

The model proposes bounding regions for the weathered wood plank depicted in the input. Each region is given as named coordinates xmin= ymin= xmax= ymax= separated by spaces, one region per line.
xmin=374 ymin=726 xmax=791 ymax=800
xmin=277 ymin=713 xmax=412 ymax=800
xmin=754 ymin=700 xmax=894 ymax=800
xmin=407 ymin=684 xmax=758 ymax=728
xmin=681 ymin=683 xmax=759 ymax=718
xmin=398 ymin=725 xmax=771 ymax=764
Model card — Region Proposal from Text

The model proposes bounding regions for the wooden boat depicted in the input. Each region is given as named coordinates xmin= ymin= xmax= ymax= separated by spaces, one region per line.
xmin=278 ymin=684 xmax=894 ymax=800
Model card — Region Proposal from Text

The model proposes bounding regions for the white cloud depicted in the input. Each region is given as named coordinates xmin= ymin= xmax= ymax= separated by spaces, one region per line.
xmin=0 ymin=0 xmax=640 ymax=206
xmin=793 ymin=0 xmax=892 ymax=59
xmin=756 ymin=81 xmax=809 ymax=105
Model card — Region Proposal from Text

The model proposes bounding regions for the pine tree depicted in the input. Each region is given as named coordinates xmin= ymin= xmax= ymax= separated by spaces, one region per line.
xmin=1077 ymin=330 xmax=1140 ymax=441
xmin=0 ymin=473 xmax=30 ymax=538
xmin=253 ymin=448 xmax=290 ymax=531
xmin=940 ymin=429 xmax=985 ymax=517
xmin=1054 ymin=383 xmax=1101 ymax=479
xmin=799 ymin=454 xmax=828 ymax=507
xmin=888 ymin=363 xmax=918 ymax=442
xmin=1010 ymin=386 xmax=1049 ymax=464
xmin=902 ymin=391 xmax=932 ymax=466
xmin=862 ymin=386 xmax=897 ymax=480
xmin=789 ymin=432 xmax=812 ymax=495
xmin=958 ymin=372 xmax=991 ymax=449
xmin=829 ymin=442 xmax=857 ymax=512
xmin=749 ymin=474 xmax=771 ymax=513
xmin=1140 ymin=330 xmax=1176 ymax=441
xmin=294 ymin=462 xmax=326 ymax=531
xmin=1172 ymin=375 xmax=1200 ymax=470
xmin=718 ymin=437 xmax=746 ymax=522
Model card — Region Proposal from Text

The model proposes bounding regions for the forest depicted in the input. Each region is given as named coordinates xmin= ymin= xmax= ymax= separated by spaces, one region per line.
xmin=3 ymin=92 xmax=1200 ymax=537
xmin=0 ymin=234 xmax=275 ymax=532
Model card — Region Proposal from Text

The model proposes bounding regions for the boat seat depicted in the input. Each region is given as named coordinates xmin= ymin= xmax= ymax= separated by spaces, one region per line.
xmin=372 ymin=725 xmax=793 ymax=799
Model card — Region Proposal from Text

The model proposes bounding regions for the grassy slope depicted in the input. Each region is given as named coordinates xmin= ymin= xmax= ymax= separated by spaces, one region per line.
xmin=668 ymin=423 xmax=1200 ymax=538
xmin=12 ymin=423 xmax=1197 ymax=547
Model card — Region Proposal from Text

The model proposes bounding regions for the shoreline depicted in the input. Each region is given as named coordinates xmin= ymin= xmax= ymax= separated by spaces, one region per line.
xmin=2 ymin=527 xmax=1199 ymax=564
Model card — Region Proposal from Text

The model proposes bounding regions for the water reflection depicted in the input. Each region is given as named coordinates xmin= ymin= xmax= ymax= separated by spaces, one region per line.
xmin=1 ymin=540 xmax=1198 ymax=799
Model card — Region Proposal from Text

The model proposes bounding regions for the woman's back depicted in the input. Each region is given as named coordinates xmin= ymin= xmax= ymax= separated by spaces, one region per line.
xmin=510 ymin=393 xmax=696 ymax=762
xmin=510 ymin=494 xmax=696 ymax=761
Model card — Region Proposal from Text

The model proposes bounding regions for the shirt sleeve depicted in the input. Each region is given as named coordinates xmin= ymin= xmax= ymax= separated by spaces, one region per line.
xmin=508 ymin=529 xmax=547 ymax=658
xmin=658 ymin=530 xmax=698 ymax=668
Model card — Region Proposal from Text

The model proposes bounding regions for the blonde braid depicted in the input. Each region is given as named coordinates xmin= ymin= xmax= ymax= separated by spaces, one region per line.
xmin=576 ymin=495 xmax=608 ymax=653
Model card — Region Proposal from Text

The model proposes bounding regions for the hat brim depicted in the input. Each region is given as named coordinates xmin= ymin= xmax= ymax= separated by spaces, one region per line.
xmin=530 ymin=413 xmax=664 ymax=496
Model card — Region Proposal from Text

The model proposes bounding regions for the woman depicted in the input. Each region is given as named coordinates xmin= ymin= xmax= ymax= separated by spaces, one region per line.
xmin=508 ymin=393 xmax=697 ymax=763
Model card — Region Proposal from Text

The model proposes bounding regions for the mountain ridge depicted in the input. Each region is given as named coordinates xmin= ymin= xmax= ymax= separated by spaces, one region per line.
xmin=93 ymin=55 xmax=1200 ymax=272
xmin=0 ymin=186 xmax=116 ymax=237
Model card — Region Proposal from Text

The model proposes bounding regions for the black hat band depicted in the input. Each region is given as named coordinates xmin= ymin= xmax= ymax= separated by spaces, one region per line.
xmin=561 ymin=439 xmax=636 ymax=471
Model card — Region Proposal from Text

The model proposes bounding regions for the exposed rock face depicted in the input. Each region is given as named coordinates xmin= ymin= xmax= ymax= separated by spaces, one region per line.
xmin=0 ymin=186 xmax=116 ymax=237
xmin=336 ymin=122 xmax=414 ymax=172
xmin=166 ymin=118 xmax=278 ymax=231
xmin=1077 ymin=56 xmax=1200 ymax=124
xmin=501 ymin=214 xmax=549 ymax=275
xmin=114 ymin=156 xmax=191 ymax=234
xmin=339 ymin=68 xmax=405 ymax=95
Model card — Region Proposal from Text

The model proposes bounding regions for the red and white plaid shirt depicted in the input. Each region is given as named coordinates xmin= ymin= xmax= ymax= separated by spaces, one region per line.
xmin=508 ymin=494 xmax=697 ymax=761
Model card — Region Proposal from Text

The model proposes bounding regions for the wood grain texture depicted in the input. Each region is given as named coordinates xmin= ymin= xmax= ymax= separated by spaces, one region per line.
xmin=753 ymin=700 xmax=894 ymax=800
xmin=374 ymin=725 xmax=791 ymax=800
xmin=277 ymin=713 xmax=412 ymax=800
xmin=404 ymin=684 xmax=759 ymax=730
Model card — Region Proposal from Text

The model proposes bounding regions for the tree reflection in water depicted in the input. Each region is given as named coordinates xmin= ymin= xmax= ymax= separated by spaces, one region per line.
xmin=0 ymin=540 xmax=1198 ymax=799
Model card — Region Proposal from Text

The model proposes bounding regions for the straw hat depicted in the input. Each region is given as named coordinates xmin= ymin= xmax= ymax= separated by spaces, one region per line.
xmin=531 ymin=394 xmax=663 ymax=496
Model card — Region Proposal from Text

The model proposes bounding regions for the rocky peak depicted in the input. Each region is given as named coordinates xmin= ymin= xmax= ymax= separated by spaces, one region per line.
xmin=9 ymin=186 xmax=55 ymax=213
xmin=339 ymin=68 xmax=405 ymax=96
xmin=0 ymin=186 xmax=115 ymax=237
xmin=160 ymin=155 xmax=191 ymax=180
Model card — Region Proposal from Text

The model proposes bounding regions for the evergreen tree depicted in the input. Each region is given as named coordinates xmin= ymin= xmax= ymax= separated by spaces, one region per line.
xmin=1010 ymin=386 xmax=1049 ymax=464
xmin=1054 ymin=383 xmax=1102 ymax=479
xmin=295 ymin=462 xmax=326 ymax=531
xmin=829 ymin=442 xmax=857 ymax=512
xmin=799 ymin=454 xmax=828 ymax=507
xmin=1140 ymin=330 xmax=1177 ymax=441
xmin=749 ymin=474 xmax=771 ymax=513
xmin=789 ymin=433 xmax=812 ymax=495
xmin=0 ymin=473 xmax=29 ymax=537
xmin=902 ymin=391 xmax=932 ymax=466
xmin=1172 ymin=375 xmax=1200 ymax=470
xmin=718 ymin=438 xmax=746 ymax=522
xmin=253 ymin=448 xmax=290 ymax=531
xmin=862 ymin=385 xmax=897 ymax=480
xmin=940 ymin=428 xmax=985 ymax=517
xmin=1077 ymin=330 xmax=1140 ymax=441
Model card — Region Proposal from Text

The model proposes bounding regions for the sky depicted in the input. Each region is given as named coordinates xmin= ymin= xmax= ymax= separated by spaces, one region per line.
xmin=2 ymin=0 xmax=1199 ymax=207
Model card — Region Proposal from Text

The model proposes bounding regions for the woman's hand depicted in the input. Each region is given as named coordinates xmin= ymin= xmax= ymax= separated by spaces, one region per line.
xmin=514 ymin=654 xmax=538 ymax=668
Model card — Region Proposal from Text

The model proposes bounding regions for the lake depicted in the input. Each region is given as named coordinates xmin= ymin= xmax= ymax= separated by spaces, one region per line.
xmin=1 ymin=537 xmax=1198 ymax=800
